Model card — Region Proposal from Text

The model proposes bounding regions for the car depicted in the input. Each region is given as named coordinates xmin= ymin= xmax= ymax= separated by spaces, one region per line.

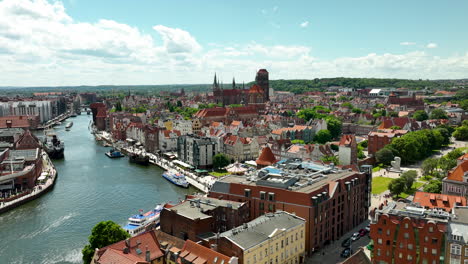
xmin=340 ymin=248 xmax=352 ymax=258
xmin=351 ymin=232 xmax=360 ymax=241
xmin=365 ymin=224 xmax=371 ymax=232
xmin=341 ymin=238 xmax=351 ymax=248
xmin=359 ymin=228 xmax=368 ymax=237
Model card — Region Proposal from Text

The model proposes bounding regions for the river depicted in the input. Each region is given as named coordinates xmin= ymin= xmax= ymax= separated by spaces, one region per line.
xmin=0 ymin=114 xmax=194 ymax=264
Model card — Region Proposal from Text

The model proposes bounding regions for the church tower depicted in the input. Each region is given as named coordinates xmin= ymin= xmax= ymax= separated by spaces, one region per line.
xmin=255 ymin=69 xmax=269 ymax=101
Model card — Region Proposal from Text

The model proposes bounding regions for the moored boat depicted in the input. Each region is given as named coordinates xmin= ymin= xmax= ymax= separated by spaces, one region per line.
xmin=43 ymin=131 xmax=64 ymax=159
xmin=65 ymin=122 xmax=73 ymax=131
xmin=162 ymin=170 xmax=189 ymax=188
xmin=105 ymin=149 xmax=124 ymax=158
xmin=122 ymin=205 xmax=163 ymax=236
xmin=129 ymin=152 xmax=150 ymax=165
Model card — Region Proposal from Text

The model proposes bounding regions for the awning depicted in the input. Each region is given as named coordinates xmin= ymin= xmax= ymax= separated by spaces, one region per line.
xmin=195 ymin=169 xmax=208 ymax=173
xmin=173 ymin=160 xmax=194 ymax=169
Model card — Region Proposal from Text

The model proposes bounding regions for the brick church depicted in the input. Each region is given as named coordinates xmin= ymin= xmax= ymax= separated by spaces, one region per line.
xmin=213 ymin=69 xmax=270 ymax=106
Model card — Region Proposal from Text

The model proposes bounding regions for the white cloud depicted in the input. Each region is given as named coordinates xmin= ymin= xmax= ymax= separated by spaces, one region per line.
xmin=300 ymin=21 xmax=309 ymax=28
xmin=400 ymin=42 xmax=416 ymax=46
xmin=0 ymin=0 xmax=467 ymax=86
xmin=427 ymin=43 xmax=438 ymax=49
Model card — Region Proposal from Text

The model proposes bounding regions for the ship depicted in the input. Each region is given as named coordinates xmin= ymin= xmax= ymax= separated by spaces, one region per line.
xmin=122 ymin=205 xmax=163 ymax=237
xmin=129 ymin=152 xmax=150 ymax=165
xmin=65 ymin=122 xmax=73 ymax=131
xmin=105 ymin=149 xmax=124 ymax=158
xmin=43 ymin=131 xmax=64 ymax=159
xmin=162 ymin=170 xmax=190 ymax=188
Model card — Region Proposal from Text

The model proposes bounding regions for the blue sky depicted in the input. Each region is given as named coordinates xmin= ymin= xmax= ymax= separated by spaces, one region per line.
xmin=0 ymin=0 xmax=467 ymax=86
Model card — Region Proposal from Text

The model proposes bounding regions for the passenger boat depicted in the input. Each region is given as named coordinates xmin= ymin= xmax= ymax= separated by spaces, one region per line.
xmin=123 ymin=205 xmax=163 ymax=236
xmin=65 ymin=122 xmax=73 ymax=131
xmin=105 ymin=149 xmax=124 ymax=158
xmin=43 ymin=131 xmax=64 ymax=159
xmin=129 ymin=152 xmax=150 ymax=165
xmin=162 ymin=170 xmax=190 ymax=188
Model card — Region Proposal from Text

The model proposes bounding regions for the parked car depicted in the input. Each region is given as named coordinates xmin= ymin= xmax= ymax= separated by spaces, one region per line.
xmin=365 ymin=224 xmax=371 ymax=232
xmin=341 ymin=248 xmax=352 ymax=258
xmin=351 ymin=232 xmax=360 ymax=241
xmin=341 ymin=238 xmax=351 ymax=247
xmin=359 ymin=228 xmax=368 ymax=237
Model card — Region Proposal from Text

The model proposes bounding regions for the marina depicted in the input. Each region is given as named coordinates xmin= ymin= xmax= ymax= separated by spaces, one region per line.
xmin=0 ymin=115 xmax=193 ymax=264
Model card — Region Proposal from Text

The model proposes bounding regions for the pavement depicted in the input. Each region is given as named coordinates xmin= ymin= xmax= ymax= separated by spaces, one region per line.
xmin=305 ymin=220 xmax=371 ymax=264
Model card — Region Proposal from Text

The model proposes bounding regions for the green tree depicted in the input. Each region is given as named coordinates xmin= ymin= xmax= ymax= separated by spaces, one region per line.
xmin=325 ymin=117 xmax=342 ymax=139
xmin=375 ymin=148 xmax=394 ymax=165
xmin=291 ymin=139 xmax=305 ymax=144
xmin=387 ymin=111 xmax=398 ymax=117
xmin=421 ymin=158 xmax=439 ymax=176
xmin=82 ymin=221 xmax=130 ymax=264
xmin=412 ymin=110 xmax=428 ymax=121
xmin=423 ymin=180 xmax=442 ymax=193
xmin=176 ymin=100 xmax=183 ymax=107
xmin=401 ymin=170 xmax=417 ymax=191
xmin=388 ymin=178 xmax=406 ymax=198
xmin=453 ymin=125 xmax=468 ymax=140
xmin=438 ymin=156 xmax=457 ymax=175
xmin=213 ymin=154 xmax=230 ymax=170
xmin=314 ymin=130 xmax=332 ymax=144
xmin=321 ymin=155 xmax=340 ymax=165
xmin=429 ymin=109 xmax=448 ymax=119
xmin=115 ymin=101 xmax=122 ymax=112
xmin=390 ymin=126 xmax=401 ymax=130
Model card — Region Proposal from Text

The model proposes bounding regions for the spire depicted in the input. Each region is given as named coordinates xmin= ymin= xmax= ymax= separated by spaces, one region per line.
xmin=242 ymin=81 xmax=245 ymax=89
xmin=213 ymin=73 xmax=217 ymax=87
xmin=232 ymin=77 xmax=236 ymax=89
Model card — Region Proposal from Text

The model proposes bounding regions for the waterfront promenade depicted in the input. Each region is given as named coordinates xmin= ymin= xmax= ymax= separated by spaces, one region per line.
xmin=0 ymin=150 xmax=57 ymax=214
xmin=97 ymin=131 xmax=216 ymax=193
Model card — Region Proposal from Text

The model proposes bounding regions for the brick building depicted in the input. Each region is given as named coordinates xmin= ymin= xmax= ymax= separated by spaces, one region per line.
xmin=208 ymin=159 xmax=372 ymax=254
xmin=367 ymin=129 xmax=408 ymax=155
xmin=442 ymin=160 xmax=468 ymax=199
xmin=445 ymin=207 xmax=468 ymax=264
xmin=159 ymin=196 xmax=250 ymax=242
xmin=166 ymin=239 xmax=238 ymax=264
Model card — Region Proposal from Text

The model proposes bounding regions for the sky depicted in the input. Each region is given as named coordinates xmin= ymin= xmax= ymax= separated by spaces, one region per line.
xmin=0 ymin=0 xmax=468 ymax=86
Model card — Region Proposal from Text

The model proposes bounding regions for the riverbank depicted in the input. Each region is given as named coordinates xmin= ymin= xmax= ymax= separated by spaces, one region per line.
xmin=37 ymin=111 xmax=72 ymax=130
xmin=95 ymin=130 xmax=215 ymax=193
xmin=0 ymin=150 xmax=58 ymax=214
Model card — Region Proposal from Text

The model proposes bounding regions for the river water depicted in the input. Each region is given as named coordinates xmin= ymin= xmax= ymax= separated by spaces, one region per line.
xmin=0 ymin=114 xmax=194 ymax=264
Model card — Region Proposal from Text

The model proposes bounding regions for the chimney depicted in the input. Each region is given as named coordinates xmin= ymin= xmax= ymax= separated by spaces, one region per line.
xmin=145 ymin=245 xmax=151 ymax=262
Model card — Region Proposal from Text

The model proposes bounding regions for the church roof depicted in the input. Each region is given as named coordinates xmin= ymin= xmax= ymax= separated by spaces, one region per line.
xmin=256 ymin=147 xmax=277 ymax=166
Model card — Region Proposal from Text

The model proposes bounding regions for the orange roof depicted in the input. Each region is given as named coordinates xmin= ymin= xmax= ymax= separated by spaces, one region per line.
xmin=339 ymin=134 xmax=356 ymax=147
xmin=412 ymin=191 xmax=467 ymax=212
xmin=249 ymin=84 xmax=264 ymax=94
xmin=447 ymin=160 xmax=468 ymax=182
xmin=256 ymin=147 xmax=278 ymax=166
xmin=180 ymin=240 xmax=231 ymax=264
xmin=101 ymin=231 xmax=164 ymax=262
xmin=457 ymin=153 xmax=468 ymax=161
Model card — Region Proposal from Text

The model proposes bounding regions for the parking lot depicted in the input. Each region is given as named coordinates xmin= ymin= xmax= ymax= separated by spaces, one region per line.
xmin=305 ymin=220 xmax=371 ymax=264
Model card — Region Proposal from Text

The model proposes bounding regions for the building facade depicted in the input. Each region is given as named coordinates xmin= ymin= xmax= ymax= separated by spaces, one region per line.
xmin=177 ymin=134 xmax=219 ymax=169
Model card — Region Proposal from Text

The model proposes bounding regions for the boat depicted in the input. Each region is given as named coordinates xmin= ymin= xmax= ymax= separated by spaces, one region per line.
xmin=129 ymin=152 xmax=150 ymax=165
xmin=105 ymin=149 xmax=124 ymax=158
xmin=87 ymin=110 xmax=91 ymax=115
xmin=162 ymin=170 xmax=190 ymax=188
xmin=65 ymin=122 xmax=73 ymax=131
xmin=122 ymin=205 xmax=163 ymax=236
xmin=70 ymin=112 xmax=77 ymax=117
xmin=43 ymin=131 xmax=64 ymax=159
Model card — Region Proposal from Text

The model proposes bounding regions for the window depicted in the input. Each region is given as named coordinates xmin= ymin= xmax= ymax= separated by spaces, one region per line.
xmin=260 ymin=191 xmax=266 ymax=200
xmin=432 ymin=249 xmax=437 ymax=255
xmin=424 ymin=247 xmax=428 ymax=253
xmin=268 ymin=204 xmax=275 ymax=211
xmin=429 ymin=226 xmax=433 ymax=233
xmin=404 ymin=232 xmax=409 ymax=239
xmin=378 ymin=228 xmax=382 ymax=234
xmin=377 ymin=249 xmax=381 ymax=256
xmin=451 ymin=244 xmax=461 ymax=255
xmin=405 ymin=223 xmax=409 ymax=228
xmin=399 ymin=253 xmax=403 ymax=259
xmin=408 ymin=244 xmax=413 ymax=250
xmin=386 ymin=229 xmax=390 ymax=235
xmin=377 ymin=238 xmax=382 ymax=245
xmin=268 ymin=192 xmax=275 ymax=201
xmin=432 ymin=238 xmax=438 ymax=244
xmin=407 ymin=255 xmax=413 ymax=260
xmin=244 ymin=189 xmax=251 ymax=198
xmin=425 ymin=236 xmax=429 ymax=242
xmin=281 ymin=240 xmax=284 ymax=248
xmin=260 ymin=202 xmax=264 ymax=210
xmin=465 ymin=248 xmax=468 ymax=257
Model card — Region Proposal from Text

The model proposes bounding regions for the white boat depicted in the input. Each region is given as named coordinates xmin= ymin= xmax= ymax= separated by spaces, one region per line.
xmin=122 ymin=205 xmax=163 ymax=236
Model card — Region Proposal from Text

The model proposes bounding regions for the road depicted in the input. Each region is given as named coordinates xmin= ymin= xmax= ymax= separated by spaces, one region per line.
xmin=305 ymin=220 xmax=371 ymax=264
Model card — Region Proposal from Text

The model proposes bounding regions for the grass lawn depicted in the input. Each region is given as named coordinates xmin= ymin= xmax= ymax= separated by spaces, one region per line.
xmin=399 ymin=181 xmax=425 ymax=199
xmin=372 ymin=166 xmax=384 ymax=173
xmin=372 ymin=177 xmax=393 ymax=194
xmin=209 ymin=170 xmax=230 ymax=177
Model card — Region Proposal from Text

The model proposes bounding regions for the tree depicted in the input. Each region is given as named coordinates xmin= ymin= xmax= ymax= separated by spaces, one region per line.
xmin=115 ymin=101 xmax=122 ymax=112
xmin=291 ymin=139 xmax=305 ymax=144
xmin=401 ymin=170 xmax=417 ymax=191
xmin=423 ymin=180 xmax=442 ymax=193
xmin=430 ymin=109 xmax=448 ymax=119
xmin=421 ymin=158 xmax=439 ymax=176
xmin=387 ymin=111 xmax=398 ymax=117
xmin=213 ymin=154 xmax=230 ymax=170
xmin=388 ymin=178 xmax=406 ymax=197
xmin=453 ymin=125 xmax=468 ymax=140
xmin=325 ymin=117 xmax=342 ymax=139
xmin=321 ymin=155 xmax=339 ymax=165
xmin=82 ymin=221 xmax=130 ymax=264
xmin=314 ymin=130 xmax=332 ymax=144
xmin=438 ymin=156 xmax=457 ymax=175
xmin=412 ymin=110 xmax=428 ymax=121
xmin=390 ymin=126 xmax=401 ymax=130
xmin=375 ymin=148 xmax=394 ymax=165
xmin=176 ymin=100 xmax=183 ymax=107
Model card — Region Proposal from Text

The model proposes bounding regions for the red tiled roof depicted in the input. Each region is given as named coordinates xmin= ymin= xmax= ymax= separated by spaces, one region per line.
xmin=339 ymin=134 xmax=356 ymax=147
xmin=181 ymin=240 xmax=231 ymax=264
xmin=101 ymin=231 xmax=164 ymax=262
xmin=249 ymin=84 xmax=264 ymax=94
xmin=447 ymin=160 xmax=468 ymax=182
xmin=98 ymin=248 xmax=147 ymax=264
xmin=14 ymin=130 xmax=41 ymax=150
xmin=256 ymin=147 xmax=278 ymax=166
xmin=412 ymin=191 xmax=467 ymax=212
